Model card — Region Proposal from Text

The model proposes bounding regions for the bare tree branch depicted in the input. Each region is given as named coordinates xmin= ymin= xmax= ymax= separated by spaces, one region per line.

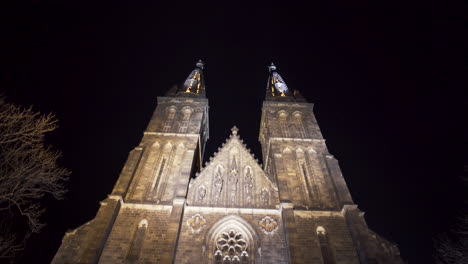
xmin=0 ymin=98 xmax=70 ymax=261
xmin=434 ymin=173 xmax=468 ymax=263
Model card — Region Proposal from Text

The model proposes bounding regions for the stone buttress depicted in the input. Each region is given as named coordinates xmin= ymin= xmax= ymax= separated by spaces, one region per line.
xmin=53 ymin=61 xmax=403 ymax=264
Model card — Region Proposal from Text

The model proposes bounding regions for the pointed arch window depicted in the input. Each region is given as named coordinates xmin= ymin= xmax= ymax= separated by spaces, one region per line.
xmin=126 ymin=219 xmax=148 ymax=263
xmin=316 ymin=226 xmax=336 ymax=264
xmin=180 ymin=107 xmax=193 ymax=133
xmin=153 ymin=158 xmax=166 ymax=191
xmin=278 ymin=111 xmax=289 ymax=137
xmin=163 ymin=107 xmax=177 ymax=132
xmin=293 ymin=112 xmax=305 ymax=138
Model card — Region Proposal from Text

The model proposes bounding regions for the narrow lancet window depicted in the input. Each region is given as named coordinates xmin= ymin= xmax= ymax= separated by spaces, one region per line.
xmin=163 ymin=107 xmax=176 ymax=132
xmin=316 ymin=226 xmax=335 ymax=264
xmin=126 ymin=219 xmax=148 ymax=263
xmin=278 ymin=111 xmax=289 ymax=137
xmin=301 ymin=163 xmax=313 ymax=201
xmin=152 ymin=158 xmax=166 ymax=192
xmin=293 ymin=112 xmax=306 ymax=138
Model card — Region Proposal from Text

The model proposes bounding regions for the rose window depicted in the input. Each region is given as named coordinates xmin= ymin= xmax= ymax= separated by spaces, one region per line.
xmin=214 ymin=230 xmax=249 ymax=264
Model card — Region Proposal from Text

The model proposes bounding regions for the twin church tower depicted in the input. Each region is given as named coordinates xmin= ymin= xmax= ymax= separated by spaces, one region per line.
xmin=53 ymin=61 xmax=402 ymax=263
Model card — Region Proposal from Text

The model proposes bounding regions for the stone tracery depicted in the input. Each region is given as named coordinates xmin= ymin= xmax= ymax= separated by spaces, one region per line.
xmin=214 ymin=230 xmax=249 ymax=264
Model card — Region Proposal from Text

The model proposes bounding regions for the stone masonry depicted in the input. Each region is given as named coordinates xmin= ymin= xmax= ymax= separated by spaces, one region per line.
xmin=52 ymin=61 xmax=403 ymax=264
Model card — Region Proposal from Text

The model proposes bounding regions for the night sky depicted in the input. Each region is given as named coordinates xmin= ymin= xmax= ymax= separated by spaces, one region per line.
xmin=2 ymin=1 xmax=466 ymax=263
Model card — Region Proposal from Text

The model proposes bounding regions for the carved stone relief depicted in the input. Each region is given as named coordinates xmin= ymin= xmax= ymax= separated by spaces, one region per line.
xmin=229 ymin=168 xmax=238 ymax=203
xmin=259 ymin=216 xmax=278 ymax=234
xmin=198 ymin=185 xmax=207 ymax=201
xmin=214 ymin=167 xmax=224 ymax=199
xmin=186 ymin=135 xmax=278 ymax=209
xmin=244 ymin=167 xmax=253 ymax=203
xmin=186 ymin=214 xmax=206 ymax=234
xmin=261 ymin=188 xmax=270 ymax=206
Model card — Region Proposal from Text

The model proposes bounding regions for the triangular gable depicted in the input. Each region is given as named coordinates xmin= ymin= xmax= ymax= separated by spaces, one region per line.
xmin=187 ymin=127 xmax=278 ymax=208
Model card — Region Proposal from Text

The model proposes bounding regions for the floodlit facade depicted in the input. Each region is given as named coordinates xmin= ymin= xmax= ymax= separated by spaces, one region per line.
xmin=53 ymin=61 xmax=403 ymax=263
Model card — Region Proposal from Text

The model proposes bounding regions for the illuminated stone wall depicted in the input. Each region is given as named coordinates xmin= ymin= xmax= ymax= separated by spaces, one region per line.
xmin=53 ymin=69 xmax=402 ymax=263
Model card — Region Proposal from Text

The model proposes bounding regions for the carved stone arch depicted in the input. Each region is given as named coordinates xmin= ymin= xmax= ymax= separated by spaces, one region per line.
xmin=150 ymin=141 xmax=160 ymax=149
xmin=277 ymin=110 xmax=288 ymax=119
xmin=138 ymin=219 xmax=148 ymax=228
xmin=292 ymin=111 xmax=303 ymax=120
xmin=163 ymin=142 xmax=173 ymax=151
xmin=296 ymin=148 xmax=305 ymax=157
xmin=316 ymin=225 xmax=326 ymax=235
xmin=308 ymin=148 xmax=317 ymax=154
xmin=206 ymin=215 xmax=258 ymax=264
xmin=166 ymin=106 xmax=177 ymax=120
xmin=282 ymin=147 xmax=292 ymax=154
xmin=181 ymin=106 xmax=194 ymax=120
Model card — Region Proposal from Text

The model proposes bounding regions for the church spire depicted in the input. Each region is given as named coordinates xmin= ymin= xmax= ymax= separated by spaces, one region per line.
xmin=265 ymin=62 xmax=305 ymax=102
xmin=266 ymin=62 xmax=292 ymax=99
xmin=169 ymin=59 xmax=206 ymax=97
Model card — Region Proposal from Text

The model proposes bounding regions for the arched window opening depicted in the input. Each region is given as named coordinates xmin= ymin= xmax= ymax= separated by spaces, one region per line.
xmin=182 ymin=107 xmax=193 ymax=121
xmin=151 ymin=158 xmax=166 ymax=194
xmin=316 ymin=226 xmax=336 ymax=264
xmin=288 ymin=123 xmax=299 ymax=138
xmin=126 ymin=219 xmax=148 ymax=263
xmin=167 ymin=107 xmax=177 ymax=120
xmin=278 ymin=111 xmax=289 ymax=137
xmin=180 ymin=107 xmax=193 ymax=133
xmin=163 ymin=107 xmax=177 ymax=132
xmin=293 ymin=112 xmax=306 ymax=137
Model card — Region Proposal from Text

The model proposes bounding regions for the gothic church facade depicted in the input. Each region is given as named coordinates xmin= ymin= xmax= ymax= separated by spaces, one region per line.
xmin=53 ymin=61 xmax=403 ymax=263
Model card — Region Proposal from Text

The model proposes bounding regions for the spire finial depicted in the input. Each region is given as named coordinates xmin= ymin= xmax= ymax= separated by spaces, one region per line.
xmin=231 ymin=126 xmax=239 ymax=135
xmin=196 ymin=59 xmax=204 ymax=69
xmin=268 ymin=62 xmax=276 ymax=72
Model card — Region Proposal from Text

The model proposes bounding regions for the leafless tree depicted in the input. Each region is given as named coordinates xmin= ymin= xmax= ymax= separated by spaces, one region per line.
xmin=434 ymin=173 xmax=468 ymax=264
xmin=0 ymin=97 xmax=70 ymax=261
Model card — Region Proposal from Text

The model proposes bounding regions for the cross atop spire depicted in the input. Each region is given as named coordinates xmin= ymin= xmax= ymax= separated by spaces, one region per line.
xmin=268 ymin=62 xmax=277 ymax=72
xmin=196 ymin=59 xmax=204 ymax=69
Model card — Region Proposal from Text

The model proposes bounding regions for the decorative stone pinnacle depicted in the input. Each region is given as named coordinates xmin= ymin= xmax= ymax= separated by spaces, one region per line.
xmin=231 ymin=126 xmax=239 ymax=135
xmin=268 ymin=62 xmax=276 ymax=72
xmin=196 ymin=59 xmax=204 ymax=69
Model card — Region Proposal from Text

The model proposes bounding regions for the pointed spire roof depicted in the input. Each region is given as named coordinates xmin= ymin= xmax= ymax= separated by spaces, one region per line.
xmin=165 ymin=60 xmax=206 ymax=97
xmin=265 ymin=62 xmax=306 ymax=102
xmin=267 ymin=62 xmax=290 ymax=97
xmin=182 ymin=59 xmax=205 ymax=96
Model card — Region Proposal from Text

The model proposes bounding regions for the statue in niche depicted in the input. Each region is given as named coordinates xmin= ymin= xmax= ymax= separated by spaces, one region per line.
xmin=198 ymin=185 xmax=207 ymax=201
xmin=229 ymin=169 xmax=238 ymax=203
xmin=261 ymin=189 xmax=269 ymax=206
xmin=244 ymin=168 xmax=253 ymax=203
xmin=214 ymin=168 xmax=223 ymax=197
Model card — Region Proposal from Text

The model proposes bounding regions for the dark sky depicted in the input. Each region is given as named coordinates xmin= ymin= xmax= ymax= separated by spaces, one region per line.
xmin=2 ymin=0 xmax=466 ymax=263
